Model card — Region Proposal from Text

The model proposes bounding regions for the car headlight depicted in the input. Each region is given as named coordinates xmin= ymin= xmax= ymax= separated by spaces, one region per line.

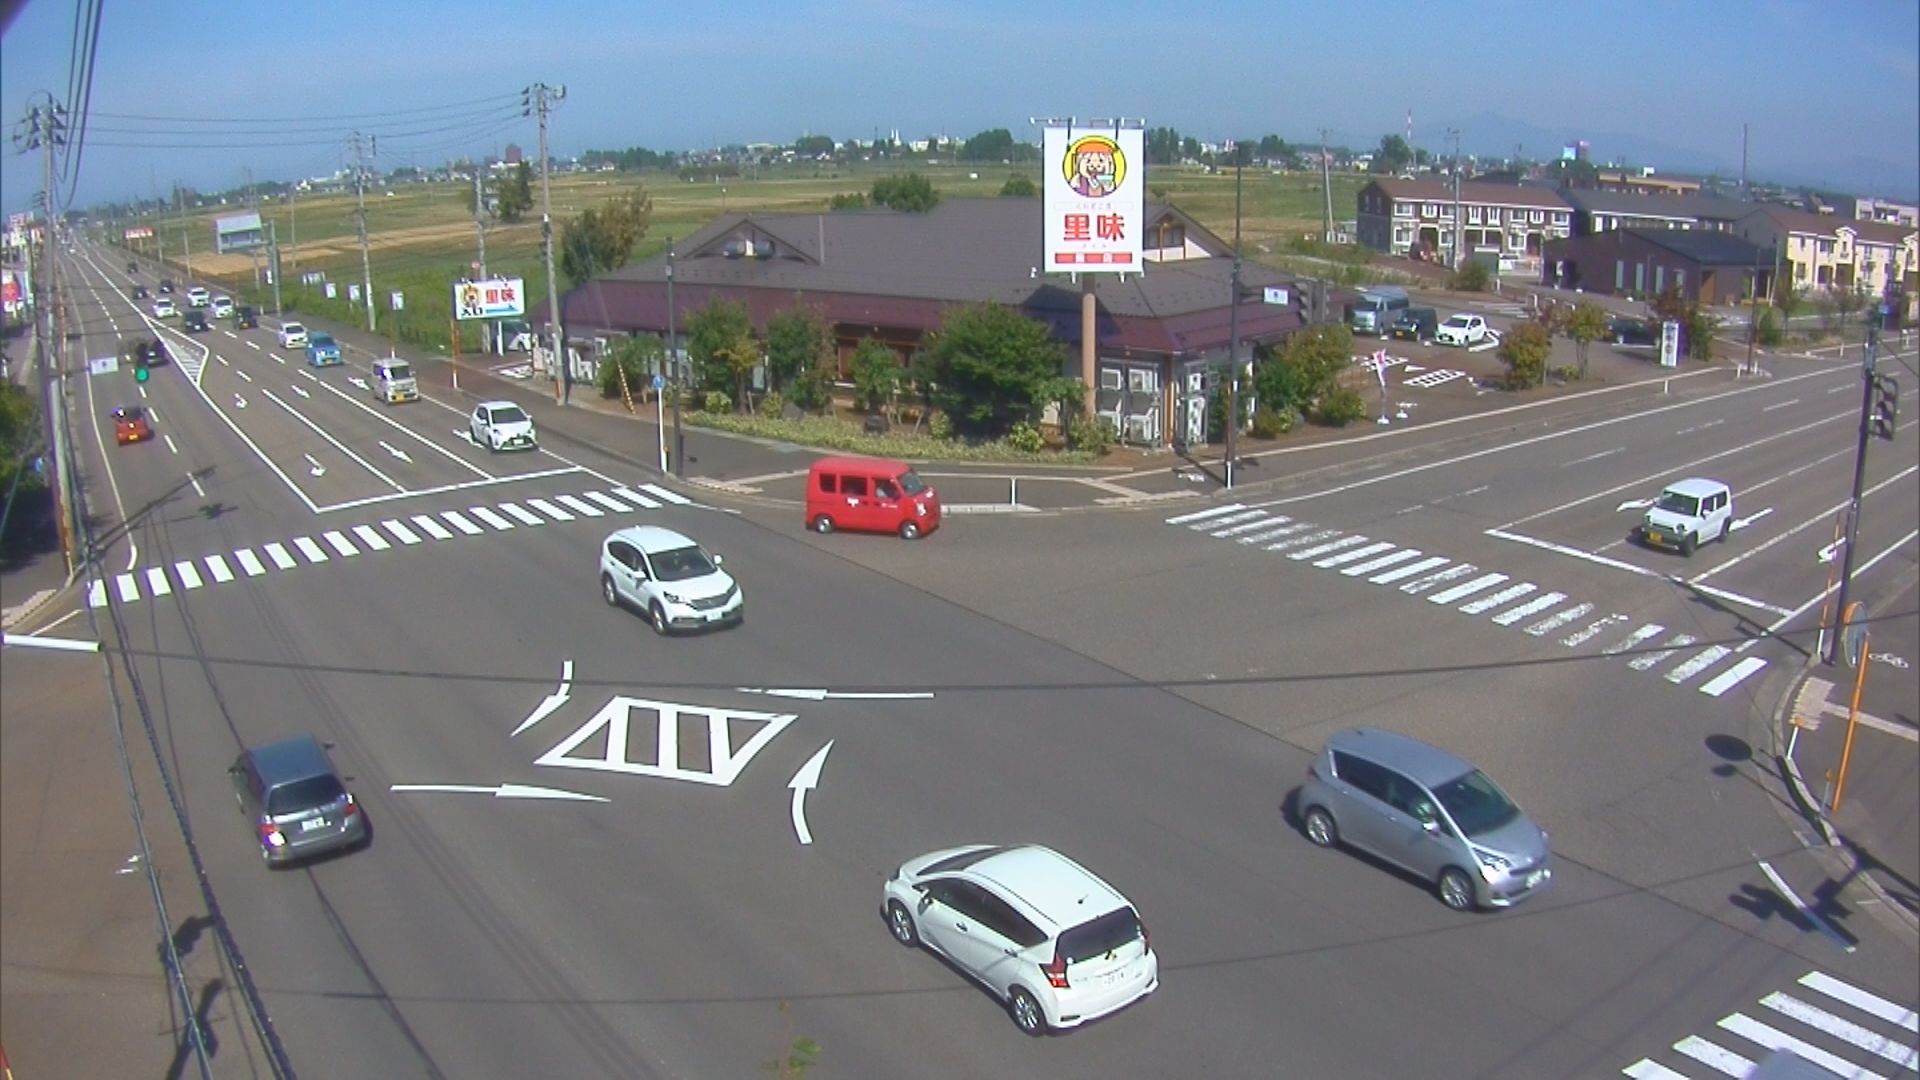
xmin=661 ymin=592 xmax=684 ymax=605
xmin=1476 ymin=850 xmax=1511 ymax=878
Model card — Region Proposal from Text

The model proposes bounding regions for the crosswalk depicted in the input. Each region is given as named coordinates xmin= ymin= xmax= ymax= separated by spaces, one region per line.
xmin=1352 ymin=352 xmax=1469 ymax=389
xmin=1164 ymin=502 xmax=1771 ymax=698
xmin=1623 ymin=969 xmax=1918 ymax=1078
xmin=89 ymin=482 xmax=694 ymax=610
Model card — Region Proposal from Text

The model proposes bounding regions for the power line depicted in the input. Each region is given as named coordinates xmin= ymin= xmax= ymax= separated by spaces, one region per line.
xmin=89 ymin=93 xmax=522 ymax=125
xmin=86 ymin=102 xmax=522 ymax=139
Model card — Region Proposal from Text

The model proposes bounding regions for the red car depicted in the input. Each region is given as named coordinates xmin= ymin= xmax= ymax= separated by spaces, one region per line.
xmin=113 ymin=405 xmax=153 ymax=445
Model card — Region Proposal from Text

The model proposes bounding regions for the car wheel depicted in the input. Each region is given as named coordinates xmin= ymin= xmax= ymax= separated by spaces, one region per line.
xmin=1718 ymin=520 xmax=1730 ymax=544
xmin=899 ymin=520 xmax=921 ymax=541
xmin=1438 ymin=868 xmax=1476 ymax=912
xmin=1303 ymin=807 xmax=1339 ymax=848
xmin=649 ymin=602 xmax=669 ymax=636
xmin=885 ymin=900 xmax=919 ymax=947
xmin=1008 ymin=987 xmax=1047 ymax=1037
xmin=811 ymin=514 xmax=835 ymax=535
xmin=1680 ymin=534 xmax=1696 ymax=558
xmin=601 ymin=574 xmax=620 ymax=608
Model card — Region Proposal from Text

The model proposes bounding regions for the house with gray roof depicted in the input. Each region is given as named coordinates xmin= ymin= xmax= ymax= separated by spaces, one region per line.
xmin=1559 ymin=189 xmax=1751 ymax=236
xmin=1542 ymin=227 xmax=1774 ymax=305
xmin=535 ymin=198 xmax=1318 ymax=447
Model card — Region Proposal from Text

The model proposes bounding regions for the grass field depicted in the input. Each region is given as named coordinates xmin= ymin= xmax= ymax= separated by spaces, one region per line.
xmin=120 ymin=162 xmax=1373 ymax=354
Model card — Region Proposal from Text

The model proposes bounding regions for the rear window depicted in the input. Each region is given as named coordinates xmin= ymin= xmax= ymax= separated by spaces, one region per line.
xmin=1058 ymin=907 xmax=1143 ymax=963
xmin=267 ymin=775 xmax=345 ymax=816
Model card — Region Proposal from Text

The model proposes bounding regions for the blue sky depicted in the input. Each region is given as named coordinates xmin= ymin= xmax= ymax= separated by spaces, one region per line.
xmin=4 ymin=0 xmax=1916 ymax=215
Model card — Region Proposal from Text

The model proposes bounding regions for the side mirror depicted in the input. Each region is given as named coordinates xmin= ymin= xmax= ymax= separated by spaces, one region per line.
xmin=1420 ymin=817 xmax=1442 ymax=835
xmin=711 ymin=554 xmax=724 ymax=567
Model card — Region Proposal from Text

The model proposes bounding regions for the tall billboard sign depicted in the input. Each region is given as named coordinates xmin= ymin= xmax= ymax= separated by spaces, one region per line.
xmin=453 ymin=277 xmax=526 ymax=320
xmin=1042 ymin=126 xmax=1144 ymax=272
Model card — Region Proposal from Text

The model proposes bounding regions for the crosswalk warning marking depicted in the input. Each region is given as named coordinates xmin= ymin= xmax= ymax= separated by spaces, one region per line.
xmin=638 ymin=482 xmax=692 ymax=505
xmin=1240 ymin=521 xmax=1311 ymax=545
xmin=174 ymin=560 xmax=204 ymax=590
xmin=1165 ymin=503 xmax=1245 ymax=525
xmin=1215 ymin=514 xmax=1287 ymax=538
xmin=237 ymin=549 xmax=270 ymax=575
xmin=87 ymin=581 xmax=106 ymax=607
xmin=1524 ymin=601 xmax=1592 ymax=636
xmin=1370 ymin=555 xmax=1449 ymax=585
xmin=1291 ymin=535 xmax=1371 ymax=562
xmin=1457 ymin=581 xmax=1536 ymax=615
xmin=1759 ymin=992 xmax=1918 ymax=1068
xmin=555 ymin=494 xmax=602 ymax=517
xmin=1267 ymin=528 xmax=1343 ymax=554
xmin=1605 ymin=624 xmax=1665 ymax=655
xmin=1673 ymin=1034 xmax=1753 ymax=1076
xmin=1666 ymin=644 xmax=1732 ymax=685
xmin=1400 ymin=563 xmax=1478 ymax=596
xmin=1343 ymin=548 xmax=1422 ymax=577
xmin=1716 ymin=1012 xmax=1884 ymax=1080
xmin=1800 ymin=972 xmax=1919 ymax=1034
xmin=1316 ymin=541 xmax=1396 ymax=569
xmin=582 ymin=490 xmax=633 ymax=513
xmin=1200 ymin=509 xmax=1267 ymax=531
xmin=611 ymin=486 xmax=663 ymax=510
xmin=1493 ymin=592 xmax=1566 ymax=626
xmin=1562 ymin=613 xmax=1628 ymax=647
xmin=1699 ymin=657 xmax=1768 ymax=697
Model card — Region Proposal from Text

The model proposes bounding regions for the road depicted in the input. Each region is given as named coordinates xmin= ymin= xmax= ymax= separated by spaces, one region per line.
xmin=1 ymin=238 xmax=1913 ymax=1079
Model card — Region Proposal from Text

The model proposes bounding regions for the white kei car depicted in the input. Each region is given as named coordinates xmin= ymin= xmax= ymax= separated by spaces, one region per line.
xmin=598 ymin=526 xmax=743 ymax=634
xmin=468 ymin=401 xmax=536 ymax=452
xmin=1434 ymin=313 xmax=1492 ymax=347
xmin=277 ymin=322 xmax=310 ymax=349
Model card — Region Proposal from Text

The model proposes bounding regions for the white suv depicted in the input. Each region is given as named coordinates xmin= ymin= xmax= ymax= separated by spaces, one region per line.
xmin=599 ymin=525 xmax=743 ymax=633
xmin=882 ymin=844 xmax=1158 ymax=1036
xmin=186 ymin=286 xmax=211 ymax=308
xmin=1640 ymin=477 xmax=1733 ymax=556
xmin=277 ymin=322 xmax=309 ymax=349
xmin=1434 ymin=313 xmax=1491 ymax=347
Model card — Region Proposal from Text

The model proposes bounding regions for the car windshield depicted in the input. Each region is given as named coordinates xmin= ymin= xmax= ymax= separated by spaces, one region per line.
xmin=491 ymin=406 xmax=527 ymax=425
xmin=285 ymin=323 xmax=304 ymax=334
xmin=1656 ymin=491 xmax=1701 ymax=516
xmin=385 ymin=364 xmax=413 ymax=380
xmin=266 ymin=775 xmax=346 ymax=816
xmin=898 ymin=469 xmax=928 ymax=495
xmin=1431 ymin=770 xmax=1521 ymax=837
xmin=648 ymin=544 xmax=716 ymax=582
xmin=1442 ymin=316 xmax=1471 ymax=328
xmin=311 ymin=334 xmax=333 ymax=346
xmin=1058 ymin=907 xmax=1143 ymax=964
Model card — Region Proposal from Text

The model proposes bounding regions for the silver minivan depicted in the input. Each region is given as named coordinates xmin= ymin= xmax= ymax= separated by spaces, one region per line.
xmin=1298 ymin=728 xmax=1550 ymax=911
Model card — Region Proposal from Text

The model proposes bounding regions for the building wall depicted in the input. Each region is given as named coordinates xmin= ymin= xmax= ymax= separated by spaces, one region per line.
xmin=1543 ymin=232 xmax=1760 ymax=305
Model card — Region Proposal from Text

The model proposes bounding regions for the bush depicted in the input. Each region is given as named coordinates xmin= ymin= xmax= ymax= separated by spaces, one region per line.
xmin=757 ymin=390 xmax=785 ymax=419
xmin=684 ymin=411 xmax=1096 ymax=463
xmin=1005 ymin=421 xmax=1044 ymax=453
xmin=1249 ymin=405 xmax=1299 ymax=438
xmin=928 ymin=411 xmax=953 ymax=440
xmin=1498 ymin=321 xmax=1553 ymax=388
xmin=1065 ymin=413 xmax=1115 ymax=454
xmin=702 ymin=390 xmax=732 ymax=415
xmin=788 ymin=370 xmax=832 ymax=412
xmin=1312 ymin=386 xmax=1368 ymax=426
xmin=1449 ymin=261 xmax=1491 ymax=292
xmin=1756 ymin=307 xmax=1785 ymax=348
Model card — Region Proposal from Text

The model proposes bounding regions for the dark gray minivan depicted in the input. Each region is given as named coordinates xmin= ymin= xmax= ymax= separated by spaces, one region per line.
xmin=230 ymin=735 xmax=367 ymax=867
xmin=1299 ymin=728 xmax=1550 ymax=911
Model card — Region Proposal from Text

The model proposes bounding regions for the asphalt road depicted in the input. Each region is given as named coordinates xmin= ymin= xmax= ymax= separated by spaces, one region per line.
xmin=3 ymin=239 xmax=1914 ymax=1079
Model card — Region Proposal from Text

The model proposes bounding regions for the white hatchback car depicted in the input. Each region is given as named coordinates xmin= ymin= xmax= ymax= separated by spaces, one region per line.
xmin=469 ymin=401 xmax=537 ymax=452
xmin=151 ymin=297 xmax=177 ymax=319
xmin=882 ymin=844 xmax=1158 ymax=1036
xmin=1434 ymin=313 xmax=1491 ymax=347
xmin=185 ymin=286 xmax=211 ymax=308
xmin=277 ymin=322 xmax=309 ymax=349
xmin=210 ymin=295 xmax=235 ymax=318
xmin=599 ymin=525 xmax=743 ymax=633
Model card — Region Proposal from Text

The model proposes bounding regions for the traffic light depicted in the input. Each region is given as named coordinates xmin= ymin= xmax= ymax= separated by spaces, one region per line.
xmin=1871 ymin=374 xmax=1899 ymax=441
xmin=134 ymin=354 xmax=149 ymax=382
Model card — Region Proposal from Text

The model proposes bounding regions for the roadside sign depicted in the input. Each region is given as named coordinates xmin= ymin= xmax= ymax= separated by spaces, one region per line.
xmin=87 ymin=355 xmax=118 ymax=376
xmin=1263 ymin=286 xmax=1289 ymax=306
xmin=651 ymin=373 xmax=666 ymax=391
xmin=324 ymin=282 xmax=337 ymax=299
xmin=1659 ymin=320 xmax=1681 ymax=368
xmin=391 ymin=291 xmax=405 ymax=311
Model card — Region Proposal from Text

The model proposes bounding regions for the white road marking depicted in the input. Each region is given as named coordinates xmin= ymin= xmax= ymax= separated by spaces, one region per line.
xmin=1604 ymin=624 xmax=1666 ymax=654
xmin=788 ymin=741 xmax=834 ymax=846
xmin=1215 ymin=513 xmax=1286 ymax=538
xmin=1427 ymin=572 xmax=1509 ymax=606
xmin=1691 ymin=465 xmax=1917 ymax=584
xmin=1761 ymin=398 xmax=1800 ymax=412
xmin=1673 ymin=1034 xmax=1754 ymax=1077
xmin=246 ymin=340 xmax=259 ymax=349
xmin=1665 ymin=644 xmax=1732 ymax=684
xmin=1717 ymin=1012 xmax=1876 ymax=1077
xmin=1698 ymin=658 xmax=1769 ymax=697
xmin=410 ymin=514 xmax=454 ymax=540
xmin=163 ymin=434 xmax=179 ymax=454
xmin=1240 ymin=521 xmax=1312 ymax=545
xmin=582 ymin=490 xmax=632 ymax=513
xmin=263 ymin=543 xmax=298 ymax=569
xmin=1492 ymin=592 xmax=1567 ymax=626
xmin=351 ymin=524 xmax=391 ymax=551
xmin=1620 ymin=1059 xmax=1690 ymax=1079
xmin=1342 ymin=548 xmax=1422 ymax=576
xmin=610 ymin=486 xmax=662 ymax=509
xmin=1564 ymin=447 xmax=1625 ymax=466
xmin=498 ymin=502 xmax=545 ymax=525
xmin=1263 ymin=526 xmax=1342 ymax=553
xmin=1485 ymin=528 xmax=1663 ymax=578
xmin=173 ymin=561 xmax=204 ymax=590
xmin=555 ymin=494 xmax=603 ymax=517
xmin=1201 ymin=509 xmax=1268 ymax=531
xmin=1689 ymin=583 xmax=1794 ymax=617
xmin=1675 ymin=418 xmax=1726 ymax=434
xmin=1800 ymin=972 xmax=1918 ymax=1033
xmin=527 ymin=497 xmax=574 ymax=522
xmin=511 ymin=660 xmax=574 ymax=737
xmin=1371 ymin=555 xmax=1449 ymax=585
xmin=292 ymin=537 xmax=329 ymax=563
xmin=1760 ymin=992 xmax=1917 ymax=1067
xmin=87 ymin=581 xmax=107 ymax=607
xmin=144 ymin=567 xmax=171 ymax=597
xmin=638 ymin=482 xmax=691 ymax=505
xmin=1628 ymin=633 xmax=1696 ymax=670
xmin=1457 ymin=581 xmax=1536 ymax=615
xmin=469 ymin=506 xmax=515 ymax=530
xmin=238 ymin=548 xmax=271 ymax=575
xmin=1290 ymin=535 xmax=1370 ymax=561
xmin=203 ymin=554 xmax=235 ymax=582
xmin=1315 ymin=541 xmax=1396 ymax=568
xmin=1166 ymin=503 xmax=1246 ymax=525
xmin=260 ymin=386 xmax=404 ymax=492
xmin=380 ymin=519 xmax=422 ymax=545
xmin=389 ymin=783 xmax=608 ymax=802
xmin=1396 ymin=563 xmax=1476 ymax=595
xmin=321 ymin=531 xmax=359 ymax=557
xmin=439 ymin=510 xmax=484 ymax=535
xmin=1747 ymin=528 xmax=1920 ymax=654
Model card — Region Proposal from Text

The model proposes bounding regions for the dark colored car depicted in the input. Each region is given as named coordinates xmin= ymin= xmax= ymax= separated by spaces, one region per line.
xmin=235 ymin=304 xmax=260 ymax=329
xmin=1389 ymin=307 xmax=1440 ymax=344
xmin=1607 ymin=315 xmax=1656 ymax=346
xmin=142 ymin=338 xmax=169 ymax=366
xmin=158 ymin=278 xmax=175 ymax=293
xmin=229 ymin=735 xmax=368 ymax=867
xmin=126 ymin=260 xmax=138 ymax=275
xmin=182 ymin=310 xmax=209 ymax=333
xmin=132 ymin=284 xmax=150 ymax=300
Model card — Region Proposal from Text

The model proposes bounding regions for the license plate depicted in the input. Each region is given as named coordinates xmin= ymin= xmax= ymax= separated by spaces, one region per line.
xmin=300 ymin=818 xmax=329 ymax=832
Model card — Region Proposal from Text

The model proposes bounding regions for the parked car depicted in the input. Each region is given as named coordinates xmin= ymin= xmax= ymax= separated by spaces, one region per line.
xmin=1433 ymin=313 xmax=1491 ymax=347
xmin=210 ymin=295 xmax=235 ymax=318
xmin=228 ymin=734 xmax=368 ymax=867
xmin=805 ymin=456 xmax=940 ymax=539
xmin=1347 ymin=286 xmax=1411 ymax=338
xmin=182 ymin=310 xmax=208 ymax=333
xmin=235 ymin=305 xmax=260 ymax=329
xmin=469 ymin=401 xmax=536 ymax=451
xmin=277 ymin=322 xmax=309 ymax=349
xmin=1638 ymin=477 xmax=1733 ymax=556
xmin=1299 ymin=727 xmax=1551 ymax=911
xmin=1606 ymin=315 xmax=1656 ymax=346
xmin=599 ymin=525 xmax=744 ymax=633
xmin=185 ymin=286 xmax=210 ymax=308
xmin=882 ymin=844 xmax=1159 ymax=1035
xmin=304 ymin=332 xmax=342 ymax=367
xmin=1389 ymin=307 xmax=1439 ymax=344
xmin=112 ymin=404 xmax=153 ymax=445
xmin=151 ymin=297 xmax=177 ymax=319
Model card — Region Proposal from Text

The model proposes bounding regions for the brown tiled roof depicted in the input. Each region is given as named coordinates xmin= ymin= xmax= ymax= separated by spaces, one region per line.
xmin=1743 ymin=206 xmax=1918 ymax=246
xmin=1366 ymin=177 xmax=1572 ymax=210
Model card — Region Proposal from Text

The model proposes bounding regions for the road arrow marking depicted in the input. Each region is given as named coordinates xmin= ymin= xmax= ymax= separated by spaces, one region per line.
xmin=378 ymin=440 xmax=413 ymax=463
xmin=1817 ymin=539 xmax=1844 ymax=564
xmin=1729 ymin=508 xmax=1773 ymax=532
xmin=290 ymin=384 xmax=309 ymax=398
xmin=304 ymin=453 xmax=325 ymax=477
xmin=788 ymin=741 xmax=833 ymax=845
xmin=236 ymin=369 xmax=253 ymax=383
xmin=389 ymin=782 xmax=608 ymax=802
xmin=512 ymin=660 xmax=573 ymax=737
xmin=234 ymin=394 xmax=246 ymax=408
xmin=737 ymin=687 xmax=937 ymax=701
xmin=1403 ymin=364 xmax=1426 ymax=373
xmin=348 ymin=376 xmax=369 ymax=391
xmin=1616 ymin=498 xmax=1655 ymax=512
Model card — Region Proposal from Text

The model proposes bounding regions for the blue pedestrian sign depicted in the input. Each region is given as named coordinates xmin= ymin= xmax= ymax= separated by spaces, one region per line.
xmin=651 ymin=373 xmax=666 ymax=391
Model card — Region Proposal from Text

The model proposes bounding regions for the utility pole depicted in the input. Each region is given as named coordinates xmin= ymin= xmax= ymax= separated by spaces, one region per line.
xmin=176 ymin=182 xmax=192 ymax=278
xmin=349 ymin=131 xmax=376 ymax=332
xmin=267 ymin=220 xmax=283 ymax=315
xmin=1448 ymin=128 xmax=1463 ymax=269
xmin=288 ymin=184 xmax=298 ymax=270
xmin=527 ymin=82 xmax=567 ymax=404
xmin=1226 ymin=142 xmax=1243 ymax=491
xmin=472 ymin=169 xmax=489 ymax=279
xmin=1826 ymin=316 xmax=1882 ymax=664
xmin=15 ymin=98 xmax=77 ymax=570
xmin=1318 ymin=128 xmax=1334 ymax=243
xmin=668 ymin=239 xmax=683 ymax=477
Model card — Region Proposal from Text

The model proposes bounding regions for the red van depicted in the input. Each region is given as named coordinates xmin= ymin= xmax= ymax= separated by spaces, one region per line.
xmin=805 ymin=456 xmax=941 ymax=539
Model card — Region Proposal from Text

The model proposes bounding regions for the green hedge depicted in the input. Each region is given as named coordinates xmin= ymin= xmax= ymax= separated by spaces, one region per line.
xmin=685 ymin=411 xmax=1099 ymax=464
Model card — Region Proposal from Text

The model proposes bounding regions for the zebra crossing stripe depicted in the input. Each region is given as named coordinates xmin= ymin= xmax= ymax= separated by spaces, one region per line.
xmin=440 ymin=510 xmax=483 ymax=535
xmin=1404 ymin=369 xmax=1466 ymax=388
xmin=1621 ymin=1060 xmax=1690 ymax=1079
xmin=1605 ymin=624 xmax=1665 ymax=655
xmin=1800 ymin=971 xmax=1920 ymax=1033
xmin=322 ymin=531 xmax=358 ymax=557
xmin=294 ymin=537 xmax=329 ymax=563
xmin=1716 ymin=1012 xmax=1882 ymax=1080
xmin=1524 ymin=601 xmax=1591 ymax=636
xmin=1371 ymin=555 xmax=1448 ymax=584
xmin=1699 ymin=657 xmax=1767 ymax=697
xmin=1291 ymin=535 xmax=1370 ymax=561
xmin=1424 ymin=570 xmax=1505 ymax=604
xmin=1267 ymin=528 xmax=1342 ymax=553
xmin=1673 ymin=1034 xmax=1753 ymax=1077
xmin=1168 ymin=503 xmax=1246 ymax=525
xmin=499 ymin=502 xmax=544 ymax=526
xmin=145 ymin=567 xmax=172 ymax=597
xmin=410 ymin=514 xmax=453 ymax=540
xmin=239 ymin=548 xmax=271 ymax=575
xmin=174 ymin=560 xmax=204 ymax=590
xmin=1215 ymin=514 xmax=1286 ymax=538
xmin=1240 ymin=521 xmax=1311 ymax=545
xmin=116 ymin=573 xmax=138 ymax=602
xmin=1629 ymin=633 xmax=1697 ymax=671
xmin=1493 ymin=592 xmax=1566 ymax=626
xmin=527 ymin=497 xmax=574 ymax=522
xmin=1344 ymin=548 xmax=1421 ymax=576
xmin=1457 ymin=581 xmax=1535 ymax=615
xmin=1563 ymin=614 xmax=1627 ymax=647
xmin=639 ymin=482 xmax=692 ymax=505
xmin=1203 ymin=510 xmax=1268 ymax=531
xmin=612 ymin=486 xmax=662 ymax=510
xmin=380 ymin=519 xmax=422 ymax=545
xmin=1666 ymin=644 xmax=1732 ymax=685
xmin=1760 ymin=992 xmax=1918 ymax=1067
xmin=351 ymin=525 xmax=391 ymax=552
xmin=469 ymin=506 xmax=515 ymax=530
xmin=87 ymin=580 xmax=106 ymax=607
xmin=1399 ymin=563 xmax=1476 ymax=594
xmin=204 ymin=554 xmax=235 ymax=582
xmin=555 ymin=494 xmax=603 ymax=517
xmin=1316 ymin=541 xmax=1396 ymax=568
xmin=582 ymin=490 xmax=631 ymax=513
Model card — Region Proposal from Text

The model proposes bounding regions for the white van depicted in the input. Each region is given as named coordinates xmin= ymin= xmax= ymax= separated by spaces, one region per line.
xmin=1640 ymin=478 xmax=1733 ymax=556
xmin=370 ymin=357 xmax=419 ymax=404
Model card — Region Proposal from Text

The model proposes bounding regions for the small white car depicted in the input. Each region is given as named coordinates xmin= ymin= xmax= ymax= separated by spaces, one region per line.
xmin=883 ymin=844 xmax=1159 ymax=1036
xmin=598 ymin=525 xmax=743 ymax=633
xmin=152 ymin=297 xmax=177 ymax=318
xmin=277 ymin=322 xmax=309 ymax=349
xmin=468 ymin=401 xmax=536 ymax=452
xmin=185 ymin=286 xmax=211 ymax=309
xmin=210 ymin=295 xmax=235 ymax=318
xmin=1434 ymin=313 xmax=1491 ymax=347
xmin=1640 ymin=477 xmax=1733 ymax=556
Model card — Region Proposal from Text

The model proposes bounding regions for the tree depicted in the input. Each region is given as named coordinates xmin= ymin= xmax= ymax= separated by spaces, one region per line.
xmin=923 ymin=304 xmax=1069 ymax=440
xmin=999 ymin=174 xmax=1037 ymax=198
xmin=870 ymin=173 xmax=939 ymax=212
xmin=494 ymin=162 xmax=534 ymax=222
xmin=1498 ymin=321 xmax=1552 ymax=388
xmin=1450 ymin=261 xmax=1491 ymax=291
xmin=793 ymin=134 xmax=834 ymax=158
xmin=1686 ymin=308 xmax=1721 ymax=360
xmin=1147 ymin=127 xmax=1182 ymax=166
xmin=961 ymin=128 xmax=1016 ymax=162
xmin=714 ymin=331 xmax=763 ymax=413
xmin=1565 ymin=301 xmax=1608 ymax=379
xmin=1374 ymin=134 xmax=1413 ymax=174
xmin=1253 ymin=323 xmax=1352 ymax=419
xmin=1180 ymin=136 xmax=1201 ymax=161
xmin=597 ymin=334 xmax=665 ymax=402
xmin=0 ymin=382 xmax=41 ymax=491
xmin=685 ymin=299 xmax=754 ymax=393
xmin=764 ymin=306 xmax=833 ymax=392
xmin=1774 ymin=264 xmax=1801 ymax=314
xmin=849 ymin=338 xmax=900 ymax=414
xmin=556 ymin=189 xmax=653 ymax=288
xmin=1258 ymin=134 xmax=1288 ymax=161
xmin=828 ymin=192 xmax=866 ymax=210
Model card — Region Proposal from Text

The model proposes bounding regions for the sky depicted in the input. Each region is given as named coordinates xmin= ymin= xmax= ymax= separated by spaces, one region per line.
xmin=3 ymin=0 xmax=1917 ymax=217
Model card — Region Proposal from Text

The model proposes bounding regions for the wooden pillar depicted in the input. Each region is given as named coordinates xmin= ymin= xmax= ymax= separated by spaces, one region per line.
xmin=1080 ymin=275 xmax=1097 ymax=420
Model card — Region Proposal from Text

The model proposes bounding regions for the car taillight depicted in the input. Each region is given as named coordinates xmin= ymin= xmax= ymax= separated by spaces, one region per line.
xmin=342 ymin=794 xmax=360 ymax=817
xmin=258 ymin=820 xmax=286 ymax=848
xmin=1140 ymin=918 xmax=1151 ymax=952
xmin=1042 ymin=952 xmax=1070 ymax=989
